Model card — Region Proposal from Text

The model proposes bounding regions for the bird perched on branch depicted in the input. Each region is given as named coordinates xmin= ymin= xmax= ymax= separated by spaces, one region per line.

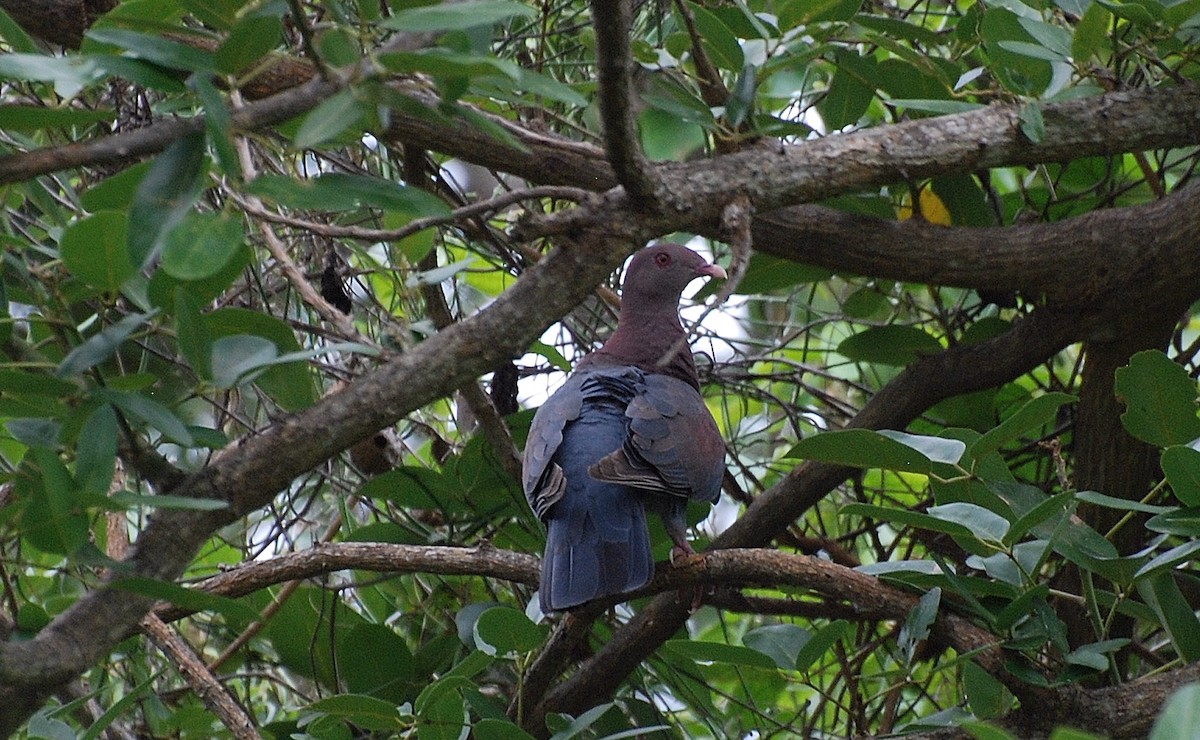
xmin=523 ymin=243 xmax=728 ymax=612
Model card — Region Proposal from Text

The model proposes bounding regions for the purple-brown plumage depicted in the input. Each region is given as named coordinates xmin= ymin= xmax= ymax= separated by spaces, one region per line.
xmin=523 ymin=243 xmax=727 ymax=612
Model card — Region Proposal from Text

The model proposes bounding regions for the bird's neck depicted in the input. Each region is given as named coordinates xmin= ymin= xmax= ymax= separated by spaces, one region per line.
xmin=587 ymin=306 xmax=700 ymax=387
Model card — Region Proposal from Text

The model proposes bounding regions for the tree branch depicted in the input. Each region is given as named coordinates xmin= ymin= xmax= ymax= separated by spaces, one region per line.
xmin=589 ymin=0 xmax=660 ymax=205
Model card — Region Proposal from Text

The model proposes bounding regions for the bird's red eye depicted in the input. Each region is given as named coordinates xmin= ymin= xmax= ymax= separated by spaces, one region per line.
xmin=654 ymin=252 xmax=672 ymax=267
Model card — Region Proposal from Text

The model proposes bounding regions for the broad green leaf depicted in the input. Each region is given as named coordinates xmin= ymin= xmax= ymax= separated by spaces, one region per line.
xmin=899 ymin=588 xmax=940 ymax=666
xmin=838 ymin=325 xmax=942 ymax=366
xmin=473 ymin=606 xmax=547 ymax=656
xmin=382 ymin=0 xmax=535 ymax=31
xmin=76 ymin=404 xmax=117 ymax=494
xmin=204 ymin=308 xmax=315 ymax=410
xmin=787 ymin=429 xmax=933 ymax=473
xmin=842 ymin=503 xmax=975 ymax=539
xmin=743 ymin=623 xmax=811 ymax=670
xmin=528 ymin=340 xmax=571 ymax=372
xmin=819 ymin=51 xmax=876 ymax=130
xmin=927 ymin=503 xmax=1010 ymax=544
xmin=686 ymin=3 xmax=745 ymax=71
xmin=1114 ymin=351 xmax=1200 ymax=447
xmin=175 ymin=289 xmax=212 ymax=380
xmin=379 ymin=49 xmax=519 ymax=80
xmin=160 ymin=212 xmax=244 ymax=281
xmin=246 ymin=173 xmax=451 ymax=215
xmin=215 ymin=15 xmax=283 ymax=74
xmin=0 ymin=53 xmax=103 ymax=98
xmin=0 ymin=105 xmax=114 ymax=130
xmin=100 ymin=389 xmax=194 ymax=447
xmin=61 ymin=212 xmax=135 ymax=292
xmin=793 ymin=620 xmax=850 ymax=672
xmin=128 ymin=132 xmax=208 ymax=268
xmin=1018 ymin=102 xmax=1045 ymax=143
xmin=1133 ymin=540 xmax=1200 ymax=581
xmin=1075 ymin=490 xmax=1172 ymax=515
xmin=972 ymin=392 xmax=1076 ymax=458
xmin=1094 ymin=0 xmax=1160 ymax=23
xmin=359 ymin=467 xmax=466 ymax=513
xmin=192 ymin=74 xmax=241 ymax=179
xmin=963 ymin=660 xmax=1015 ymax=720
xmin=1072 ymin=3 xmax=1112 ymax=62
xmin=474 ymin=719 xmax=536 ymax=740
xmin=86 ymin=28 xmax=215 ymax=72
xmin=1137 ymin=571 xmax=1200 ymax=662
xmin=1146 ymin=508 xmax=1200 ymax=537
xmin=980 ymin=9 xmax=1053 ymax=95
xmin=294 ymin=89 xmax=363 ymax=148
xmin=81 ymin=161 xmax=152 ymax=212
xmin=887 ymin=99 xmax=985 ymax=114
xmin=1150 ymin=684 xmax=1200 ymax=740
xmin=22 ymin=449 xmax=89 ymax=555
xmin=407 ymin=258 xmax=476 ymax=288
xmin=416 ymin=681 xmax=468 ymax=740
xmin=725 ymin=65 xmax=757 ymax=128
xmin=1161 ymin=445 xmax=1200 ymax=506
xmin=6 ymin=418 xmax=61 ymax=448
xmin=341 ymin=623 xmax=417 ymax=703
xmin=56 ymin=312 xmax=156 ymax=378
xmin=663 ymin=639 xmax=777 ymax=669
xmin=210 ymin=335 xmax=278 ymax=388
xmin=878 ymin=430 xmax=966 ymax=465
xmin=304 ymin=694 xmax=407 ymax=732
xmin=1065 ymin=638 xmax=1129 ymax=670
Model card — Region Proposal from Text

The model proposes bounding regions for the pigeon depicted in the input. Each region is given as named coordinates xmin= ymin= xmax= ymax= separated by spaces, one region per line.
xmin=523 ymin=243 xmax=727 ymax=612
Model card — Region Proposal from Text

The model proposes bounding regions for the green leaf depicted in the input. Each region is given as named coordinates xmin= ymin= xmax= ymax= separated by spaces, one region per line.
xmin=382 ymin=0 xmax=535 ymax=31
xmin=1133 ymin=540 xmax=1200 ymax=581
xmin=56 ymin=311 xmax=156 ymax=378
xmin=786 ymin=429 xmax=934 ymax=473
xmin=100 ymin=389 xmax=194 ymax=447
xmin=175 ymin=289 xmax=212 ymax=380
xmin=963 ymin=660 xmax=1015 ymax=720
xmin=1162 ymin=445 xmax=1200 ymax=506
xmin=0 ymin=53 xmax=103 ymax=98
xmin=0 ymin=104 xmax=114 ymax=130
xmin=686 ymin=3 xmax=744 ymax=71
xmin=1146 ymin=508 xmax=1200 ymax=537
xmin=474 ymin=718 xmax=536 ymax=740
xmin=216 ymin=15 xmax=283 ymax=75
xmin=725 ymin=65 xmax=757 ymax=128
xmin=128 ymin=132 xmax=208 ymax=268
xmin=6 ymin=418 xmax=61 ymax=448
xmin=887 ymin=99 xmax=986 ymax=114
xmin=473 ymin=606 xmax=547 ymax=656
xmin=22 ymin=448 xmax=89 ymax=555
xmin=210 ymin=335 xmax=278 ymax=388
xmin=743 ymin=623 xmax=811 ymax=670
xmin=76 ymin=404 xmax=117 ymax=494
xmin=663 ymin=639 xmax=777 ymax=669
xmin=1094 ymin=0 xmax=1161 ymax=23
xmin=819 ymin=51 xmax=876 ymax=130
xmin=160 ymin=212 xmax=244 ymax=281
xmin=528 ymin=340 xmax=571 ymax=372
xmin=878 ymin=430 xmax=966 ymax=465
xmin=294 ymin=89 xmax=363 ymax=149
xmin=1018 ymin=102 xmax=1045 ymax=143
xmin=379 ymin=49 xmax=519 ymax=80
xmin=793 ymin=620 xmax=850 ymax=672
xmin=86 ymin=28 xmax=215 ymax=72
xmin=1137 ymin=571 xmax=1200 ymax=662
xmin=246 ymin=173 xmax=451 ymax=215
xmin=108 ymin=492 xmax=230 ymax=511
xmin=899 ymin=588 xmax=940 ymax=666
xmin=842 ymin=502 xmax=975 ymax=539
xmin=1074 ymin=490 xmax=1172 ymax=515
xmin=61 ymin=212 xmax=135 ymax=292
xmin=972 ymin=392 xmax=1076 ymax=458
xmin=1150 ymin=684 xmax=1200 ymax=740
xmin=304 ymin=694 xmax=407 ymax=732
xmin=81 ymin=161 xmax=152 ymax=212
xmin=838 ymin=325 xmax=941 ymax=366
xmin=1072 ymin=3 xmax=1112 ymax=63
xmin=927 ymin=503 xmax=1010 ymax=544
xmin=1114 ymin=351 xmax=1200 ymax=447
xmin=203 ymin=308 xmax=316 ymax=411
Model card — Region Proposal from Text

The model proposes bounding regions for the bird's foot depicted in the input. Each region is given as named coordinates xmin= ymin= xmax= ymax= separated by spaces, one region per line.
xmin=669 ymin=544 xmax=706 ymax=611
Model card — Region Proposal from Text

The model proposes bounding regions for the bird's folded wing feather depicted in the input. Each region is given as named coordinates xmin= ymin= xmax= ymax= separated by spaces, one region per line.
xmin=589 ymin=374 xmax=724 ymax=503
xmin=522 ymin=373 xmax=586 ymax=518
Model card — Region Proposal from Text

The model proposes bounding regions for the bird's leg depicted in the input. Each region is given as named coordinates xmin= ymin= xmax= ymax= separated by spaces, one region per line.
xmin=663 ymin=511 xmax=706 ymax=610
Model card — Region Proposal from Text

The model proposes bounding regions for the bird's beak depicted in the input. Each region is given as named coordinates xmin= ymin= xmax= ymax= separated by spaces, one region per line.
xmin=698 ymin=263 xmax=728 ymax=280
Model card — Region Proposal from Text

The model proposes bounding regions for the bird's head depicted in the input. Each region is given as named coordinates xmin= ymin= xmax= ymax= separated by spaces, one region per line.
xmin=621 ymin=243 xmax=727 ymax=307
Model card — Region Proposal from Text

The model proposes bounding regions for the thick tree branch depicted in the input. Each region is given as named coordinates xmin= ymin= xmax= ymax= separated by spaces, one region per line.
xmin=589 ymin=0 xmax=660 ymax=205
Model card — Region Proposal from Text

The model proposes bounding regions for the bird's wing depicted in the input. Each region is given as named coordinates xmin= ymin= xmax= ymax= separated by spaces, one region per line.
xmin=589 ymin=373 xmax=724 ymax=503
